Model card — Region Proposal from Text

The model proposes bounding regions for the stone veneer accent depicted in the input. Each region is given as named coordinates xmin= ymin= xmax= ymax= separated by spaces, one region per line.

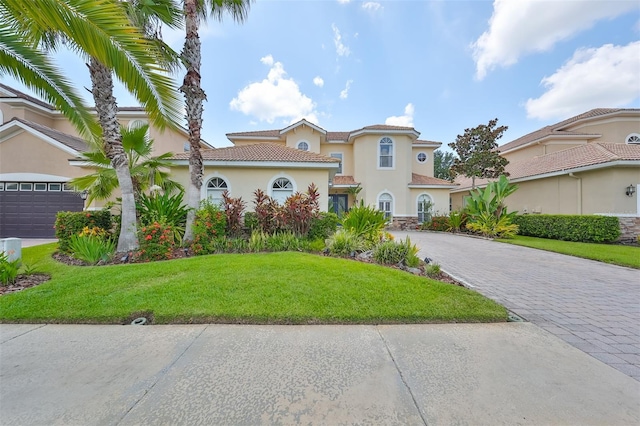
xmin=617 ymin=216 xmax=640 ymax=243
xmin=388 ymin=216 xmax=419 ymax=231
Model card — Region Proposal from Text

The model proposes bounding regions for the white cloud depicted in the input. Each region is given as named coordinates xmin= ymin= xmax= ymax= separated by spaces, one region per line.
xmin=339 ymin=80 xmax=353 ymax=99
xmin=313 ymin=76 xmax=325 ymax=87
xmin=362 ymin=2 xmax=383 ymax=13
xmin=526 ymin=41 xmax=640 ymax=120
xmin=337 ymin=0 xmax=351 ymax=4
xmin=230 ymin=56 xmax=319 ymax=125
xmin=472 ymin=0 xmax=638 ymax=80
xmin=385 ymin=103 xmax=415 ymax=127
xmin=332 ymin=24 xmax=351 ymax=57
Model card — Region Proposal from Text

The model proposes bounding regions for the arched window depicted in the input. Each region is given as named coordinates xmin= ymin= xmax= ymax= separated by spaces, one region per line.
xmin=128 ymin=119 xmax=148 ymax=130
xmin=417 ymin=194 xmax=433 ymax=223
xmin=626 ymin=133 xmax=640 ymax=145
xmin=379 ymin=137 xmax=393 ymax=168
xmin=272 ymin=177 xmax=293 ymax=204
xmin=297 ymin=141 xmax=309 ymax=151
xmin=206 ymin=177 xmax=228 ymax=206
xmin=378 ymin=192 xmax=393 ymax=220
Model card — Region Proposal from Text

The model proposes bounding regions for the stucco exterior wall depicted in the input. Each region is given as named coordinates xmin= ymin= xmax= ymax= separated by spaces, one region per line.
xmin=171 ymin=166 xmax=332 ymax=211
xmin=352 ymin=134 xmax=413 ymax=216
xmin=411 ymin=146 xmax=435 ymax=177
xmin=567 ymin=118 xmax=640 ymax=144
xmin=408 ymin=188 xmax=451 ymax=217
xmin=501 ymin=144 xmax=546 ymax=163
xmin=320 ymin=144 xmax=353 ymax=177
xmin=284 ymin=125 xmax=321 ymax=153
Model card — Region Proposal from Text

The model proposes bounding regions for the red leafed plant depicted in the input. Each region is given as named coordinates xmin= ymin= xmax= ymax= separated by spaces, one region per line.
xmin=282 ymin=183 xmax=320 ymax=237
xmin=222 ymin=191 xmax=246 ymax=237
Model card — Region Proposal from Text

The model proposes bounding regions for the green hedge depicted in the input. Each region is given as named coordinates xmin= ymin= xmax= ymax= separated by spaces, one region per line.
xmin=55 ymin=210 xmax=114 ymax=252
xmin=513 ymin=214 xmax=620 ymax=243
xmin=308 ymin=212 xmax=339 ymax=240
xmin=422 ymin=216 xmax=450 ymax=232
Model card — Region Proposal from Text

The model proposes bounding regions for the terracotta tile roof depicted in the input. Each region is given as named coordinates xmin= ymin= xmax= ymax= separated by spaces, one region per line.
xmin=326 ymin=131 xmax=351 ymax=141
xmin=361 ymin=124 xmax=416 ymax=131
xmin=7 ymin=118 xmax=88 ymax=152
xmin=171 ymin=143 xmax=341 ymax=163
xmin=454 ymin=143 xmax=640 ymax=190
xmin=225 ymin=129 xmax=281 ymax=138
xmin=332 ymin=175 xmax=359 ymax=185
xmin=0 ymin=83 xmax=54 ymax=109
xmin=414 ymin=139 xmax=442 ymax=145
xmin=410 ymin=173 xmax=457 ymax=186
xmin=498 ymin=108 xmax=639 ymax=153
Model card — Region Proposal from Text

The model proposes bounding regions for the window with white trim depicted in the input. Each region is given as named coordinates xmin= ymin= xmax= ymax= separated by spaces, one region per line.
xmin=378 ymin=192 xmax=393 ymax=221
xmin=206 ymin=177 xmax=228 ymax=206
xmin=272 ymin=177 xmax=293 ymax=204
xmin=0 ymin=182 xmax=4 ymax=191
xmin=34 ymin=183 xmax=47 ymax=191
xmin=330 ymin=153 xmax=343 ymax=174
xmin=379 ymin=137 xmax=393 ymax=168
xmin=626 ymin=133 xmax=640 ymax=144
xmin=63 ymin=183 xmax=74 ymax=191
xmin=417 ymin=194 xmax=433 ymax=223
xmin=297 ymin=141 xmax=309 ymax=151
xmin=20 ymin=183 xmax=33 ymax=191
xmin=6 ymin=183 xmax=18 ymax=191
xmin=416 ymin=152 xmax=428 ymax=163
xmin=48 ymin=183 xmax=61 ymax=191
xmin=128 ymin=119 xmax=148 ymax=130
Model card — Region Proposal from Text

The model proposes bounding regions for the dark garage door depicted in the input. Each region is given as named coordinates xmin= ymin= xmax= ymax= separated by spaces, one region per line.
xmin=0 ymin=185 xmax=84 ymax=238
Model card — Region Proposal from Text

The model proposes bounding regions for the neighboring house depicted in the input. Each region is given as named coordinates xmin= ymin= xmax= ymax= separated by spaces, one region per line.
xmin=169 ymin=119 xmax=456 ymax=229
xmin=451 ymin=108 xmax=640 ymax=217
xmin=0 ymin=83 xmax=197 ymax=238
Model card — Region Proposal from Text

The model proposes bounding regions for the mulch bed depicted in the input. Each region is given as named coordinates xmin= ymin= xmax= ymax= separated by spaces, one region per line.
xmin=0 ymin=274 xmax=51 ymax=296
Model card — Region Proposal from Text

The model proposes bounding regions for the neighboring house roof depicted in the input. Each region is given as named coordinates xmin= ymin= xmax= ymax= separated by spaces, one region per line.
xmin=0 ymin=83 xmax=54 ymax=110
xmin=332 ymin=175 xmax=359 ymax=186
xmin=453 ymin=143 xmax=640 ymax=191
xmin=498 ymin=108 xmax=640 ymax=154
xmin=171 ymin=143 xmax=341 ymax=164
xmin=0 ymin=117 xmax=88 ymax=155
xmin=409 ymin=173 xmax=458 ymax=188
xmin=226 ymin=119 xmax=424 ymax=143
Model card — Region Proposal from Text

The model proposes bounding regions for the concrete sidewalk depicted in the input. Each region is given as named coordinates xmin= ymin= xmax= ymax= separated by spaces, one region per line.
xmin=1 ymin=323 xmax=638 ymax=425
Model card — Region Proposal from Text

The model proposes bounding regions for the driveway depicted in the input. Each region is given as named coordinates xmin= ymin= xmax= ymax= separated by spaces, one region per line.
xmin=393 ymin=231 xmax=640 ymax=381
xmin=1 ymin=323 xmax=638 ymax=425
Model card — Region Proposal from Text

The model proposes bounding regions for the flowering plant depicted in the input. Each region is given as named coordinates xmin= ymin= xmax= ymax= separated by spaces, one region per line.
xmin=137 ymin=222 xmax=175 ymax=261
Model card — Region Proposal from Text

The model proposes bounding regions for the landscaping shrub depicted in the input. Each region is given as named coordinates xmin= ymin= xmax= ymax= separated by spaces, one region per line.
xmin=68 ymin=234 xmax=116 ymax=265
xmin=253 ymin=189 xmax=283 ymax=234
xmin=326 ymin=229 xmax=365 ymax=257
xmin=137 ymin=191 xmax=188 ymax=243
xmin=191 ymin=201 xmax=226 ymax=255
xmin=513 ymin=214 xmax=620 ymax=243
xmin=341 ymin=203 xmax=386 ymax=247
xmin=222 ymin=191 xmax=246 ymax=237
xmin=137 ymin=222 xmax=175 ymax=261
xmin=243 ymin=212 xmax=259 ymax=232
xmin=308 ymin=211 xmax=339 ymax=240
xmin=0 ymin=251 xmax=20 ymax=285
xmin=422 ymin=215 xmax=449 ymax=231
xmin=55 ymin=210 xmax=113 ymax=253
xmin=265 ymin=231 xmax=303 ymax=252
xmin=466 ymin=212 xmax=518 ymax=238
xmin=425 ymin=263 xmax=441 ymax=277
xmin=372 ymin=237 xmax=420 ymax=267
xmin=282 ymin=184 xmax=321 ymax=237
xmin=448 ymin=210 xmax=467 ymax=233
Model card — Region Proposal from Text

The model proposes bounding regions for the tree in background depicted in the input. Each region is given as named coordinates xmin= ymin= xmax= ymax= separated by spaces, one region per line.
xmin=448 ymin=118 xmax=509 ymax=189
xmin=433 ymin=150 xmax=455 ymax=181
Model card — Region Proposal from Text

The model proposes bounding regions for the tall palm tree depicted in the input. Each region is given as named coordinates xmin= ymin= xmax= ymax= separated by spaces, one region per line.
xmin=1 ymin=0 xmax=184 ymax=252
xmin=69 ymin=124 xmax=183 ymax=205
xmin=181 ymin=0 xmax=252 ymax=242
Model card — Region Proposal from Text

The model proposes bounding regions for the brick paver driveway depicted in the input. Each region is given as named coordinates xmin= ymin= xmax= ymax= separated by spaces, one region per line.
xmin=393 ymin=231 xmax=640 ymax=381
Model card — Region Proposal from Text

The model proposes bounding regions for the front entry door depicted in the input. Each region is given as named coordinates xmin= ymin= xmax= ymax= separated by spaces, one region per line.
xmin=330 ymin=194 xmax=348 ymax=217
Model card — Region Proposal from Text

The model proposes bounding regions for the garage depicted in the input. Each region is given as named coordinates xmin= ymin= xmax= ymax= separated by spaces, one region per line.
xmin=0 ymin=182 xmax=84 ymax=238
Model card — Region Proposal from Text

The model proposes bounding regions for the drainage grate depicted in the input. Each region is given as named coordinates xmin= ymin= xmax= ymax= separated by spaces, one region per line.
xmin=507 ymin=311 xmax=526 ymax=322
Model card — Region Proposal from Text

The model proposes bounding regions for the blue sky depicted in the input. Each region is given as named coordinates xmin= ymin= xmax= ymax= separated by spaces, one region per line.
xmin=4 ymin=0 xmax=640 ymax=149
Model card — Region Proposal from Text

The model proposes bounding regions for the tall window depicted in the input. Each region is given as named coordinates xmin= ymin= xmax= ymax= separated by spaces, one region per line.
xmin=378 ymin=192 xmax=393 ymax=220
xmin=417 ymin=194 xmax=433 ymax=223
xmin=272 ymin=177 xmax=293 ymax=204
xmin=297 ymin=141 xmax=309 ymax=151
xmin=379 ymin=137 xmax=393 ymax=168
xmin=330 ymin=153 xmax=343 ymax=174
xmin=206 ymin=177 xmax=228 ymax=206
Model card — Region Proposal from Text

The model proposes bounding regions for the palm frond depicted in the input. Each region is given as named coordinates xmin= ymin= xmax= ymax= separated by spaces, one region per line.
xmin=208 ymin=0 xmax=253 ymax=23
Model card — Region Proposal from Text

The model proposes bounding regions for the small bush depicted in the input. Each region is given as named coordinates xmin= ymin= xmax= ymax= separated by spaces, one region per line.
xmin=326 ymin=229 xmax=365 ymax=257
xmin=341 ymin=203 xmax=387 ymax=247
xmin=425 ymin=263 xmax=441 ymax=277
xmin=372 ymin=237 xmax=420 ymax=267
xmin=191 ymin=201 xmax=227 ymax=255
xmin=137 ymin=191 xmax=188 ymax=243
xmin=307 ymin=238 xmax=326 ymax=253
xmin=448 ymin=210 xmax=467 ymax=233
xmin=308 ymin=211 xmax=339 ymax=240
xmin=422 ymin=215 xmax=449 ymax=232
xmin=69 ymin=235 xmax=116 ymax=265
xmin=243 ymin=212 xmax=259 ymax=232
xmin=282 ymin=184 xmax=320 ymax=236
xmin=222 ymin=191 xmax=246 ymax=237
xmin=265 ymin=231 xmax=303 ymax=252
xmin=0 ymin=251 xmax=20 ymax=285
xmin=512 ymin=214 xmax=620 ymax=243
xmin=253 ymin=189 xmax=283 ymax=234
xmin=137 ymin=222 xmax=175 ymax=261
xmin=55 ymin=210 xmax=113 ymax=253
xmin=466 ymin=212 xmax=518 ymax=238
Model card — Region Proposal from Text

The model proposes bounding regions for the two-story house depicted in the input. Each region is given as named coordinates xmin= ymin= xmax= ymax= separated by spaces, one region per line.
xmin=169 ymin=119 xmax=456 ymax=229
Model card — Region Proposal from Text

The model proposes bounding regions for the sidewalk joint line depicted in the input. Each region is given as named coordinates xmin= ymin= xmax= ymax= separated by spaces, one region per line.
xmin=1 ymin=324 xmax=47 ymax=344
xmin=116 ymin=325 xmax=209 ymax=425
xmin=376 ymin=327 xmax=428 ymax=426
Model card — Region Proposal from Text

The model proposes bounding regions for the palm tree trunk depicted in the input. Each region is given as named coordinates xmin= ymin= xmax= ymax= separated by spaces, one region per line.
xmin=181 ymin=0 xmax=206 ymax=243
xmin=89 ymin=57 xmax=139 ymax=253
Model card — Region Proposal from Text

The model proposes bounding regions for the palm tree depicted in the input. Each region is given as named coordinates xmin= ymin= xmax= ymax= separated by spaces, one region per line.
xmin=181 ymin=0 xmax=252 ymax=242
xmin=69 ymin=124 xmax=183 ymax=205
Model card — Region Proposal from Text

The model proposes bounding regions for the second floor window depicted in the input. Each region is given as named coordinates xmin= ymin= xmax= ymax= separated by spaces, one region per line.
xmin=330 ymin=153 xmax=343 ymax=174
xmin=379 ymin=137 xmax=393 ymax=168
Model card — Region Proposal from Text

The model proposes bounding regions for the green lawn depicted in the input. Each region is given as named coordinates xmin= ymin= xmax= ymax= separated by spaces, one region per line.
xmin=0 ymin=244 xmax=506 ymax=324
xmin=497 ymin=235 xmax=640 ymax=269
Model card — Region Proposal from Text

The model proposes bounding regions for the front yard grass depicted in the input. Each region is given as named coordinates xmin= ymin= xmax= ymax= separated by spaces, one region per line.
xmin=497 ymin=235 xmax=640 ymax=269
xmin=0 ymin=244 xmax=507 ymax=324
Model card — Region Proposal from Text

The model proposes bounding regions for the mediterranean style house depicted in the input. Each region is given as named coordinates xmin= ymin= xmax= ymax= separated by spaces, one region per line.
xmin=450 ymin=108 xmax=640 ymax=218
xmin=0 ymin=83 xmax=454 ymax=237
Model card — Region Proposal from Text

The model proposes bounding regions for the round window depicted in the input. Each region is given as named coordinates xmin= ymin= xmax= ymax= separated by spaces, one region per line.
xmin=416 ymin=152 xmax=428 ymax=163
xmin=297 ymin=141 xmax=309 ymax=151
